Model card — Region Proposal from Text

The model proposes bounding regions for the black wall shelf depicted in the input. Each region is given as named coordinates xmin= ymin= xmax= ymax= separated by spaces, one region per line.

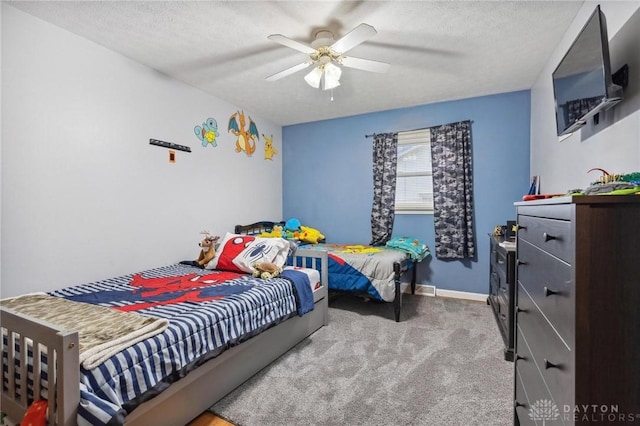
xmin=149 ymin=138 xmax=191 ymax=153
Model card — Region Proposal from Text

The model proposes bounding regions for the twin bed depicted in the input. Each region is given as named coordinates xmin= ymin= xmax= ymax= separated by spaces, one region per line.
xmin=1 ymin=233 xmax=328 ymax=426
xmin=235 ymin=221 xmax=427 ymax=322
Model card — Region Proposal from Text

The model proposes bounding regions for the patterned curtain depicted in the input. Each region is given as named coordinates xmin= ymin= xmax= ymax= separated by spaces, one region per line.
xmin=430 ymin=120 xmax=475 ymax=259
xmin=370 ymin=133 xmax=398 ymax=246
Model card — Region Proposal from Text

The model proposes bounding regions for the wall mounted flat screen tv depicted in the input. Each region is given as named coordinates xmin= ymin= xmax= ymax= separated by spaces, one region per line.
xmin=552 ymin=5 xmax=623 ymax=137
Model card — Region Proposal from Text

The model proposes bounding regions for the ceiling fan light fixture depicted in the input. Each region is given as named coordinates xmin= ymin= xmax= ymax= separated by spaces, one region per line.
xmin=322 ymin=63 xmax=342 ymax=90
xmin=267 ymin=23 xmax=387 ymax=93
xmin=304 ymin=66 xmax=323 ymax=88
xmin=323 ymin=77 xmax=341 ymax=91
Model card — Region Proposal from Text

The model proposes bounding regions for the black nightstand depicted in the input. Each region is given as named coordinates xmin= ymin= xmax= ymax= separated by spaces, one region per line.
xmin=487 ymin=234 xmax=516 ymax=361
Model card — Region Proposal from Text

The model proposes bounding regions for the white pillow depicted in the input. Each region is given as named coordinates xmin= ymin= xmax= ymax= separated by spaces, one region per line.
xmin=206 ymin=232 xmax=291 ymax=273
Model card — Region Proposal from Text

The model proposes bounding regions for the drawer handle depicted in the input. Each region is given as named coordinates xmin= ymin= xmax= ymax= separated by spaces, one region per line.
xmin=543 ymin=232 xmax=556 ymax=242
xmin=544 ymin=286 xmax=558 ymax=297
xmin=544 ymin=358 xmax=560 ymax=369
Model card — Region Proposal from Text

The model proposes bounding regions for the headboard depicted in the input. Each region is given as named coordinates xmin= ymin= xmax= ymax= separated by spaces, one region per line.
xmin=234 ymin=221 xmax=284 ymax=236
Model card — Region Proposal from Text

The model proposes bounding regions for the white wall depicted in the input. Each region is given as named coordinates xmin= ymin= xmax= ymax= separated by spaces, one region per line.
xmin=1 ymin=5 xmax=283 ymax=297
xmin=530 ymin=1 xmax=640 ymax=193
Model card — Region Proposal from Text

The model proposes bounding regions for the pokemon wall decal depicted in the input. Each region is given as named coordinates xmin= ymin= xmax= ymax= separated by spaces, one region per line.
xmin=228 ymin=111 xmax=259 ymax=156
xmin=194 ymin=117 xmax=219 ymax=147
xmin=262 ymin=134 xmax=278 ymax=160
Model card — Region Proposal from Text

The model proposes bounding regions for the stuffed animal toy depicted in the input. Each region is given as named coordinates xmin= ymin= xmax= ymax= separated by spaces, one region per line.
xmin=259 ymin=224 xmax=283 ymax=238
xmin=196 ymin=231 xmax=220 ymax=267
xmin=284 ymin=218 xmax=301 ymax=233
xmin=297 ymin=225 xmax=325 ymax=244
xmin=252 ymin=262 xmax=282 ymax=279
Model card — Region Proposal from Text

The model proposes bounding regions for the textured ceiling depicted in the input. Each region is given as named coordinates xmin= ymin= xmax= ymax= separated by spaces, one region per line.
xmin=7 ymin=1 xmax=584 ymax=126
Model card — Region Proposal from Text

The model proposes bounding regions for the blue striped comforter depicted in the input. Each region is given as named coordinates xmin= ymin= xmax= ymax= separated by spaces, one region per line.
xmin=47 ymin=263 xmax=301 ymax=425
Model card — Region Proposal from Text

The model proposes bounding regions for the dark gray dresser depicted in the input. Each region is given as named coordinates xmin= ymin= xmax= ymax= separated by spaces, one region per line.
xmin=488 ymin=234 xmax=516 ymax=361
xmin=513 ymin=195 xmax=640 ymax=425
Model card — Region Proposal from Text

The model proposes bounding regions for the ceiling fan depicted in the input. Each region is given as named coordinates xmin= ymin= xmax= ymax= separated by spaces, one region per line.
xmin=266 ymin=23 xmax=390 ymax=91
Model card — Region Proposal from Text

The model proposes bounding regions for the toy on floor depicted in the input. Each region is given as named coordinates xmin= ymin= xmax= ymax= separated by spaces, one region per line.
xmin=21 ymin=399 xmax=48 ymax=426
xmin=196 ymin=231 xmax=220 ymax=267
xmin=252 ymin=262 xmax=282 ymax=279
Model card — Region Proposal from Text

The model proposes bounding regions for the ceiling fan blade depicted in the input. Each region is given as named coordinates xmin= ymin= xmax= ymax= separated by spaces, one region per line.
xmin=266 ymin=62 xmax=313 ymax=82
xmin=340 ymin=56 xmax=390 ymax=73
xmin=330 ymin=23 xmax=377 ymax=54
xmin=267 ymin=34 xmax=316 ymax=54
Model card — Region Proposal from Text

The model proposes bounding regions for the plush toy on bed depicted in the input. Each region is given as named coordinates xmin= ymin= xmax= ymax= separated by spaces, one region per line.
xmin=196 ymin=231 xmax=220 ymax=267
xmin=259 ymin=224 xmax=283 ymax=238
xmin=252 ymin=262 xmax=282 ymax=279
xmin=297 ymin=225 xmax=325 ymax=244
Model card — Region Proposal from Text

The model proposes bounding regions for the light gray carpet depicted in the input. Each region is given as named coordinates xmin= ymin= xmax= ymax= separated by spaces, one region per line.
xmin=210 ymin=294 xmax=513 ymax=426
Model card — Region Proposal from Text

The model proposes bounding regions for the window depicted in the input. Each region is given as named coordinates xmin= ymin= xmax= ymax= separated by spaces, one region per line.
xmin=395 ymin=129 xmax=433 ymax=213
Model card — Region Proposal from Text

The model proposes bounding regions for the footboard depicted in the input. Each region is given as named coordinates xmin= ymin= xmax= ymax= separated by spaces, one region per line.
xmin=290 ymin=248 xmax=328 ymax=285
xmin=289 ymin=248 xmax=329 ymax=325
xmin=1 ymin=307 xmax=79 ymax=426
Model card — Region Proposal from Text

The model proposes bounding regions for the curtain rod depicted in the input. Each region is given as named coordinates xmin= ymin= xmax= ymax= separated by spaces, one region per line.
xmin=364 ymin=120 xmax=474 ymax=138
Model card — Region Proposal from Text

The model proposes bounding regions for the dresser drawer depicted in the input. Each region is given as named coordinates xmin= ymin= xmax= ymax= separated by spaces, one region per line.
xmin=495 ymin=248 xmax=508 ymax=270
xmin=517 ymin=241 xmax=573 ymax=346
xmin=498 ymin=286 xmax=510 ymax=326
xmin=518 ymin=215 xmax=573 ymax=263
xmin=490 ymin=262 xmax=500 ymax=293
xmin=515 ymin=327 xmax=559 ymax=426
xmin=518 ymin=283 xmax=573 ymax=414
xmin=515 ymin=369 xmax=536 ymax=426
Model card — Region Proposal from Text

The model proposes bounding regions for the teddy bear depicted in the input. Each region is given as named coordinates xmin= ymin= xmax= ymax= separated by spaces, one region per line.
xmin=252 ymin=262 xmax=282 ymax=279
xmin=196 ymin=231 xmax=220 ymax=267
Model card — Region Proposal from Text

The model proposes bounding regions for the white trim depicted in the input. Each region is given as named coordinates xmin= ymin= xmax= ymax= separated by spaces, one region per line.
xmin=395 ymin=210 xmax=434 ymax=215
xmin=401 ymin=283 xmax=436 ymax=296
xmin=435 ymin=288 xmax=488 ymax=302
xmin=401 ymin=282 xmax=488 ymax=302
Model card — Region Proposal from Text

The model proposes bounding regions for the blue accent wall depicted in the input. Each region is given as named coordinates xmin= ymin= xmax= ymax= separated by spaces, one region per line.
xmin=283 ymin=90 xmax=530 ymax=294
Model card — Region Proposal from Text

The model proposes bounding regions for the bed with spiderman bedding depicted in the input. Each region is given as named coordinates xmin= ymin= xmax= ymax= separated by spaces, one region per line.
xmin=235 ymin=221 xmax=430 ymax=322
xmin=1 ymin=236 xmax=328 ymax=426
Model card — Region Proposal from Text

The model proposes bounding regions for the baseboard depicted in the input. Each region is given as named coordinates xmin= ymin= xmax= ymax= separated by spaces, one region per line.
xmin=401 ymin=283 xmax=488 ymax=302
xmin=400 ymin=283 xmax=435 ymax=296
xmin=435 ymin=288 xmax=488 ymax=302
